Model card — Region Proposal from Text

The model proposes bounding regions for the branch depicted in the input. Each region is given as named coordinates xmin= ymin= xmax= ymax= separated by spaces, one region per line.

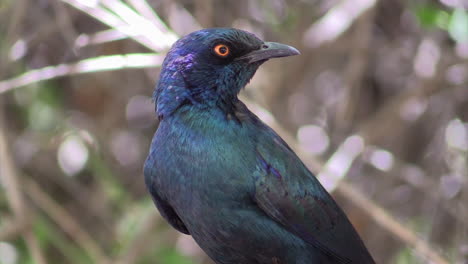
xmin=0 ymin=216 xmax=29 ymax=241
xmin=0 ymin=53 xmax=164 ymax=93
xmin=303 ymin=0 xmax=378 ymax=47
xmin=335 ymin=7 xmax=376 ymax=130
xmin=59 ymin=0 xmax=175 ymax=51
xmin=0 ymin=101 xmax=47 ymax=264
xmin=23 ymin=179 xmax=111 ymax=264
xmin=337 ymin=182 xmax=450 ymax=264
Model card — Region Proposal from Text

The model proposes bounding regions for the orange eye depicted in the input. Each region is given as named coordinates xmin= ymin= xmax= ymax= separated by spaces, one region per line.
xmin=213 ymin=44 xmax=230 ymax=57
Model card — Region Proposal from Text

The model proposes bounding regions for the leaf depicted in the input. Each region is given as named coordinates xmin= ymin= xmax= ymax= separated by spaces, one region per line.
xmin=448 ymin=8 xmax=468 ymax=43
xmin=414 ymin=5 xmax=450 ymax=29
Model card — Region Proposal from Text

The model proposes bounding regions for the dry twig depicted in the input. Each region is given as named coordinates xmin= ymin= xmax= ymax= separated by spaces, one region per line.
xmin=0 ymin=102 xmax=47 ymax=264
xmin=23 ymin=178 xmax=111 ymax=264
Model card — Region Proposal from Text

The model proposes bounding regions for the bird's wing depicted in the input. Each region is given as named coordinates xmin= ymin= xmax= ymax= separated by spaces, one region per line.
xmin=253 ymin=132 xmax=372 ymax=263
xmin=147 ymin=185 xmax=190 ymax=235
xmin=144 ymin=157 xmax=190 ymax=235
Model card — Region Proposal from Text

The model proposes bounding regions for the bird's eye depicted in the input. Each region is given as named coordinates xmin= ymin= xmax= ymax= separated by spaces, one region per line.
xmin=213 ymin=44 xmax=230 ymax=57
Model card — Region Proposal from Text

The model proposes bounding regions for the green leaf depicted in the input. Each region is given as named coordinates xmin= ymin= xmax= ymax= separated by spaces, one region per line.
xmin=414 ymin=5 xmax=450 ymax=29
xmin=448 ymin=8 xmax=468 ymax=43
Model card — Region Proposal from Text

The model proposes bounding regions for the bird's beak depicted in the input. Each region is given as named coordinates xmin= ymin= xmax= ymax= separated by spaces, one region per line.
xmin=237 ymin=42 xmax=300 ymax=63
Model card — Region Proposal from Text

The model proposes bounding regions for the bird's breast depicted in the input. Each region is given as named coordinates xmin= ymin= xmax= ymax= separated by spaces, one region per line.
xmin=150 ymin=116 xmax=258 ymax=212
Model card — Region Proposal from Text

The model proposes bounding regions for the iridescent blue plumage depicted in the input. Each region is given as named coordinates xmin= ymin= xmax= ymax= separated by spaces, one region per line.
xmin=144 ymin=28 xmax=375 ymax=263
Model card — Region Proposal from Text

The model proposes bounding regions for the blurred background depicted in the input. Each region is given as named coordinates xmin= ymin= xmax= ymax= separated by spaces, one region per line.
xmin=0 ymin=0 xmax=467 ymax=263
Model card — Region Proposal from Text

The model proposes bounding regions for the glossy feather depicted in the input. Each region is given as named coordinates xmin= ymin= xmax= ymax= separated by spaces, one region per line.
xmin=144 ymin=28 xmax=375 ymax=264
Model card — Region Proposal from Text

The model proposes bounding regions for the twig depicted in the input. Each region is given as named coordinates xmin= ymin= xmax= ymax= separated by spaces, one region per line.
xmin=0 ymin=101 xmax=47 ymax=264
xmin=337 ymin=182 xmax=450 ymax=264
xmin=60 ymin=0 xmax=158 ymax=51
xmin=74 ymin=29 xmax=129 ymax=48
xmin=317 ymin=135 xmax=365 ymax=190
xmin=0 ymin=53 xmax=164 ymax=93
xmin=23 ymin=178 xmax=111 ymax=264
xmin=335 ymin=6 xmax=376 ymax=130
xmin=0 ymin=216 xmax=29 ymax=241
xmin=23 ymin=232 xmax=48 ymax=264
xmin=125 ymin=0 xmax=173 ymax=34
xmin=165 ymin=2 xmax=203 ymax=35
xmin=99 ymin=0 xmax=177 ymax=49
xmin=51 ymin=0 xmax=79 ymax=53
xmin=303 ymin=0 xmax=378 ymax=47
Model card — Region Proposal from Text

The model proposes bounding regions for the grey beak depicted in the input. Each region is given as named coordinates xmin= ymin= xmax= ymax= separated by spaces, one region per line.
xmin=237 ymin=42 xmax=300 ymax=63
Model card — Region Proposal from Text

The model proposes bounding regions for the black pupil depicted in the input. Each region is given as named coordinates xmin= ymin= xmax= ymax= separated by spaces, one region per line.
xmin=219 ymin=46 xmax=227 ymax=54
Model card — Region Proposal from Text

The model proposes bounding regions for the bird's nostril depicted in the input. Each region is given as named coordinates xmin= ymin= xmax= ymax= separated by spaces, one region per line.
xmin=262 ymin=44 xmax=269 ymax=49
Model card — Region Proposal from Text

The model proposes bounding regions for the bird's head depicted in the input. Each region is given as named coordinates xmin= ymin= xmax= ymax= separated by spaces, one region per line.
xmin=154 ymin=28 xmax=299 ymax=118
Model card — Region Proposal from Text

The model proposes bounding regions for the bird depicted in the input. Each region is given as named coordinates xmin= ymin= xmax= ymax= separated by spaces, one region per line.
xmin=144 ymin=28 xmax=375 ymax=264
